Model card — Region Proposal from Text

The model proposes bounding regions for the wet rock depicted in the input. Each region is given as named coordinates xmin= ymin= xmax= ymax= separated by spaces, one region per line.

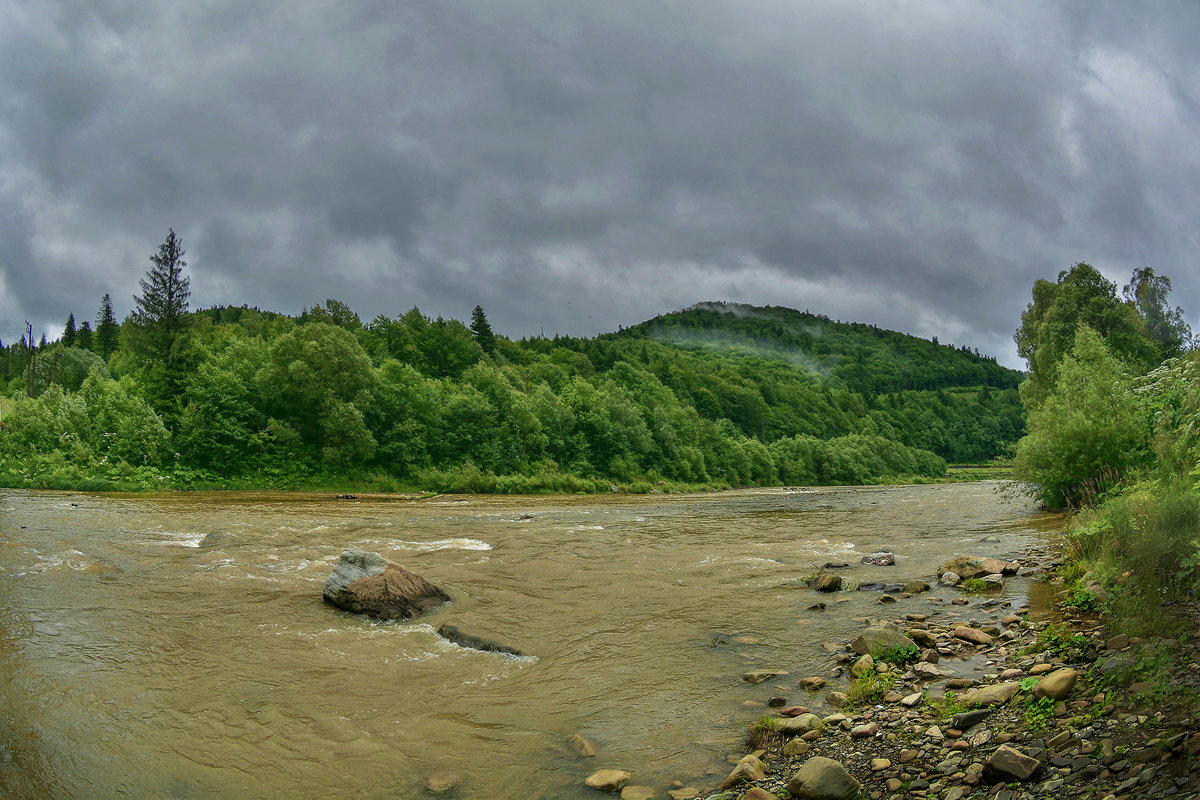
xmin=800 ymin=676 xmax=827 ymax=691
xmin=782 ymin=738 xmax=811 ymax=757
xmin=906 ymin=628 xmax=937 ymax=648
xmin=1033 ymin=668 xmax=1078 ymax=701
xmin=436 ymin=624 xmax=524 ymax=656
xmin=811 ymin=573 xmax=842 ymax=592
xmin=903 ymin=580 xmax=931 ymax=594
xmin=958 ymin=682 xmax=1019 ymax=707
xmin=667 ymin=789 xmax=700 ymax=800
xmin=787 ymin=756 xmax=861 ymax=800
xmin=937 ymin=556 xmax=991 ymax=580
xmin=779 ymin=705 xmax=810 ymax=716
xmin=743 ymin=670 xmax=788 ymax=684
xmin=953 ymin=626 xmax=993 ymax=646
xmin=950 ymin=709 xmax=993 ymax=730
xmin=985 ymin=744 xmax=1040 ymax=781
xmin=939 ymin=571 xmax=962 ymax=587
xmin=570 ymin=733 xmax=599 ymax=757
xmin=861 ymin=552 xmax=895 ymax=566
xmin=980 ymin=574 xmax=1004 ymax=589
xmin=425 ymin=770 xmax=461 ymax=794
xmin=825 ymin=691 xmax=847 ymax=707
xmin=323 ymin=548 xmax=451 ymax=619
xmin=585 ymin=769 xmax=632 ymax=792
xmin=822 ymin=562 xmax=850 ymax=569
xmin=719 ymin=754 xmax=768 ymax=789
xmin=740 ymin=788 xmax=775 ymax=800
xmin=768 ymin=696 xmax=787 ymax=707
xmin=849 ymin=626 xmax=916 ymax=657
xmin=778 ymin=713 xmax=823 ymax=735
xmin=619 ymin=786 xmax=656 ymax=800
xmin=850 ymin=723 xmax=878 ymax=739
xmin=851 ymin=654 xmax=874 ymax=677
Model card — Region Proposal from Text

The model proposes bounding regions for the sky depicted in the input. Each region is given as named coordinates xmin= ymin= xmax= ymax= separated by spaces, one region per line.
xmin=2 ymin=1 xmax=1198 ymax=369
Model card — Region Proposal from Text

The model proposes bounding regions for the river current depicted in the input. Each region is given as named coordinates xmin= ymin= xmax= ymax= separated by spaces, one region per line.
xmin=0 ymin=483 xmax=1062 ymax=799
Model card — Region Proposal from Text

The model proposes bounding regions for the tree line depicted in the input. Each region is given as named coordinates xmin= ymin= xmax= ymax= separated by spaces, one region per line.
xmin=1 ymin=231 xmax=1031 ymax=492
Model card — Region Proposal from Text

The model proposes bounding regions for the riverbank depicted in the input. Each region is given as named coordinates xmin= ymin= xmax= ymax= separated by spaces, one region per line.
xmin=688 ymin=544 xmax=1200 ymax=800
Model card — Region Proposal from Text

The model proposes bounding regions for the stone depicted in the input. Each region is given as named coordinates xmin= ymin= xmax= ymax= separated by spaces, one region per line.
xmin=667 ymin=789 xmax=699 ymax=800
xmin=984 ymin=744 xmax=1040 ymax=781
xmin=787 ymin=756 xmax=862 ymax=800
xmin=877 ymin=594 xmax=897 ymax=604
xmin=768 ymin=696 xmax=786 ymax=707
xmin=939 ymin=571 xmax=961 ymax=587
xmin=850 ymin=723 xmax=878 ymax=739
xmin=1106 ymin=634 xmax=1130 ymax=651
xmin=779 ymin=705 xmax=810 ymax=716
xmin=620 ymin=787 xmax=657 ymax=800
xmin=323 ymin=547 xmax=451 ymax=619
xmin=740 ymin=789 xmax=775 ymax=800
xmin=425 ymin=771 xmax=461 ymax=794
xmin=980 ymin=574 xmax=1004 ymax=589
xmin=778 ymin=713 xmax=823 ymax=735
xmin=862 ymin=552 xmax=896 ymax=566
xmin=981 ymin=558 xmax=1010 ymax=575
xmin=945 ymin=678 xmax=975 ymax=690
xmin=950 ymin=709 xmax=992 ymax=730
xmin=870 ymin=758 xmax=891 ymax=771
xmin=913 ymin=661 xmax=954 ymax=679
xmin=743 ymin=670 xmax=788 ymax=684
xmin=719 ymin=754 xmax=767 ymax=790
xmin=825 ymin=691 xmax=847 ymax=708
xmin=903 ymin=580 xmax=931 ymax=594
xmin=958 ymin=682 xmax=1019 ymax=707
xmin=937 ymin=556 xmax=991 ymax=580
xmin=783 ymin=738 xmax=811 ymax=757
xmin=907 ymin=628 xmax=937 ymax=648
xmin=570 ymin=732 xmax=599 ymax=757
xmin=851 ymin=654 xmax=874 ymax=676
xmin=586 ymin=769 xmax=633 ymax=791
xmin=436 ymin=624 xmax=524 ymax=656
xmin=901 ymin=692 xmax=922 ymax=707
xmin=953 ymin=626 xmax=993 ymax=646
xmin=1033 ymin=668 xmax=1077 ymax=701
xmin=811 ymin=573 xmax=842 ymax=592
xmin=849 ymin=626 xmax=917 ymax=657
xmin=800 ymin=676 xmax=827 ymax=691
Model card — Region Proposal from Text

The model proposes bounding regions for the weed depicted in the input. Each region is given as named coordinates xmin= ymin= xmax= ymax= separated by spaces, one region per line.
xmin=877 ymin=644 xmax=919 ymax=667
xmin=1021 ymin=623 xmax=1092 ymax=660
xmin=1022 ymin=696 xmax=1056 ymax=732
xmin=928 ymin=690 xmax=969 ymax=721
xmin=960 ymin=577 xmax=989 ymax=593
xmin=844 ymin=670 xmax=894 ymax=709
xmin=743 ymin=714 xmax=780 ymax=752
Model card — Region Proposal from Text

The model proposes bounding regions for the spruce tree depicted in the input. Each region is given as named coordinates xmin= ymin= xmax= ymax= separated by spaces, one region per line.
xmin=131 ymin=229 xmax=193 ymax=410
xmin=469 ymin=305 xmax=496 ymax=355
xmin=76 ymin=320 xmax=94 ymax=351
xmin=63 ymin=313 xmax=77 ymax=348
xmin=95 ymin=293 xmax=119 ymax=359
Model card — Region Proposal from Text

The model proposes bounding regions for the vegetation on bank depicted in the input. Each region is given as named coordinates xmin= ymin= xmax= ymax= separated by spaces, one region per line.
xmin=0 ymin=232 xmax=1028 ymax=493
xmin=1010 ymin=262 xmax=1199 ymax=636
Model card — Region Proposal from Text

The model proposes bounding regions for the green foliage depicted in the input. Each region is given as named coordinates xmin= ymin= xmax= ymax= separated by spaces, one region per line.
xmin=743 ymin=714 xmax=780 ymax=752
xmin=129 ymin=229 xmax=194 ymax=414
xmin=1022 ymin=624 xmax=1092 ymax=660
xmin=1014 ymin=326 xmax=1152 ymax=508
xmin=929 ymin=691 xmax=968 ymax=721
xmin=844 ymin=669 xmax=893 ymax=709
xmin=877 ymin=645 xmax=919 ymax=666
xmin=1021 ymin=695 xmax=1057 ymax=732
xmin=959 ymin=577 xmax=992 ymax=594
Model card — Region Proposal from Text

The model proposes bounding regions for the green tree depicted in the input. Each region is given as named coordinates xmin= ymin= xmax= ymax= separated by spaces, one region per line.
xmin=76 ymin=320 xmax=94 ymax=352
xmin=1015 ymin=263 xmax=1157 ymax=409
xmin=1123 ymin=267 xmax=1192 ymax=359
xmin=63 ymin=313 xmax=77 ymax=348
xmin=1013 ymin=326 xmax=1151 ymax=508
xmin=470 ymin=305 xmax=497 ymax=355
xmin=95 ymin=293 xmax=119 ymax=359
xmin=131 ymin=229 xmax=193 ymax=411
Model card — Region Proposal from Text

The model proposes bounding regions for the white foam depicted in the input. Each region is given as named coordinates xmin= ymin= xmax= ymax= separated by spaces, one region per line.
xmin=390 ymin=538 xmax=493 ymax=552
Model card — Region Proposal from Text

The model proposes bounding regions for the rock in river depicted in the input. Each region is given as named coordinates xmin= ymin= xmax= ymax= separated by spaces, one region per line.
xmin=323 ymin=547 xmax=450 ymax=620
xmin=436 ymin=624 xmax=524 ymax=656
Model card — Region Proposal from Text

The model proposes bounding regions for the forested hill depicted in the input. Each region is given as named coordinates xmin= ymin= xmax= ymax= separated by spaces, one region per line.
xmin=617 ymin=302 xmax=1021 ymax=396
xmin=1 ymin=284 xmax=1023 ymax=492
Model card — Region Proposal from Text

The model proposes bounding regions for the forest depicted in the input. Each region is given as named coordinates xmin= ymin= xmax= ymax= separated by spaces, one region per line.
xmin=0 ymin=232 xmax=1028 ymax=492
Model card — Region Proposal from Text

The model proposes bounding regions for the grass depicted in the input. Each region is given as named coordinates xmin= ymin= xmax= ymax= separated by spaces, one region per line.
xmin=743 ymin=714 xmax=781 ymax=752
xmin=844 ymin=670 xmax=894 ymax=709
xmin=928 ymin=691 xmax=969 ymax=721
xmin=1021 ymin=623 xmax=1093 ymax=661
xmin=960 ymin=577 xmax=993 ymax=594
xmin=877 ymin=644 xmax=919 ymax=667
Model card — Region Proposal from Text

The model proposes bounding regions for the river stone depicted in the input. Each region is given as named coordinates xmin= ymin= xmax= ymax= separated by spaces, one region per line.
xmin=1033 ymin=668 xmax=1078 ymax=701
xmin=851 ymin=654 xmax=874 ymax=676
xmin=586 ymin=769 xmax=632 ymax=791
xmin=743 ymin=669 xmax=788 ymax=684
xmin=953 ymin=626 xmax=993 ymax=646
xmin=937 ymin=555 xmax=993 ymax=580
xmin=800 ymin=676 xmax=826 ymax=691
xmin=939 ymin=571 xmax=961 ymax=586
xmin=906 ymin=628 xmax=937 ymax=648
xmin=323 ymin=548 xmax=451 ymax=619
xmin=811 ymin=573 xmax=842 ymax=592
xmin=981 ymin=557 xmax=1010 ymax=575
xmin=778 ymin=713 xmax=823 ymax=735
xmin=570 ymin=732 xmax=599 ymax=757
xmin=787 ymin=756 xmax=861 ymax=800
xmin=959 ymin=681 xmax=1019 ymax=707
xmin=740 ymin=788 xmax=775 ymax=800
xmin=984 ymin=744 xmax=1040 ymax=781
xmin=850 ymin=626 xmax=916 ymax=657
xmin=719 ymin=754 xmax=768 ymax=789
xmin=903 ymin=580 xmax=930 ymax=594
xmin=861 ymin=552 xmax=895 ymax=566
xmin=436 ymin=624 xmax=524 ymax=656
xmin=620 ymin=786 xmax=657 ymax=800
xmin=425 ymin=770 xmax=461 ymax=794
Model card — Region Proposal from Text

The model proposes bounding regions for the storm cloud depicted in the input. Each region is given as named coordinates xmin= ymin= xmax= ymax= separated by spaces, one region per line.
xmin=2 ymin=0 xmax=1198 ymax=366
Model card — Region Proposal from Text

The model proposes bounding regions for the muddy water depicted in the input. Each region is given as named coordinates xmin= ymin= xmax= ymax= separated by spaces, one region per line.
xmin=0 ymin=483 xmax=1062 ymax=799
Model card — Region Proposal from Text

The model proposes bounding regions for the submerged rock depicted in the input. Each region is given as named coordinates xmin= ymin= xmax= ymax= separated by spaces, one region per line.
xmin=323 ymin=547 xmax=450 ymax=620
xmin=811 ymin=573 xmax=842 ymax=592
xmin=861 ymin=552 xmax=895 ymax=566
xmin=849 ymin=626 xmax=916 ymax=657
xmin=436 ymin=624 xmax=524 ymax=656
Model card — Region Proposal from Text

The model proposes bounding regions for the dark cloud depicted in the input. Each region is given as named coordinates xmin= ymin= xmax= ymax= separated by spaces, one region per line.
xmin=2 ymin=0 xmax=1198 ymax=368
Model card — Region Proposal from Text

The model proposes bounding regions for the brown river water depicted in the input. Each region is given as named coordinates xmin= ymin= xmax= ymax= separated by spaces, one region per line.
xmin=0 ymin=483 xmax=1064 ymax=799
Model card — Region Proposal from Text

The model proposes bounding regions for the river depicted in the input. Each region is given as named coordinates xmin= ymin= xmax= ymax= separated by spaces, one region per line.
xmin=0 ymin=482 xmax=1063 ymax=799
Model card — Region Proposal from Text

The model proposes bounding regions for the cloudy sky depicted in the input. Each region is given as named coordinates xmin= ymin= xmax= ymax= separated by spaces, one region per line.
xmin=2 ymin=1 xmax=1198 ymax=367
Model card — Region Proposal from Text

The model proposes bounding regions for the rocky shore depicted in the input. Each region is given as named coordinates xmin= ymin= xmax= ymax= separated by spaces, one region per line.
xmin=676 ymin=547 xmax=1200 ymax=800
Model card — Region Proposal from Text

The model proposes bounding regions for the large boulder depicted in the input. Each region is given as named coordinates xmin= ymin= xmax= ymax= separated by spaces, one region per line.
xmin=323 ymin=547 xmax=450 ymax=619
xmin=787 ymin=756 xmax=861 ymax=799
xmin=849 ymin=626 xmax=916 ymax=657
xmin=810 ymin=573 xmax=842 ymax=592
xmin=1033 ymin=668 xmax=1078 ymax=701
xmin=936 ymin=556 xmax=991 ymax=580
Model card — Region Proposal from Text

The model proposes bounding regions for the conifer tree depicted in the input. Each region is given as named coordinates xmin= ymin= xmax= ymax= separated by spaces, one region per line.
xmin=63 ymin=313 xmax=77 ymax=348
xmin=469 ymin=305 xmax=496 ymax=355
xmin=76 ymin=320 xmax=94 ymax=351
xmin=95 ymin=293 xmax=119 ymax=359
xmin=131 ymin=229 xmax=193 ymax=410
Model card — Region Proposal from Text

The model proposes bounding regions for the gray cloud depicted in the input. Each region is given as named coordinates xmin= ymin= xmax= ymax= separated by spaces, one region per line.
xmin=2 ymin=0 xmax=1198 ymax=369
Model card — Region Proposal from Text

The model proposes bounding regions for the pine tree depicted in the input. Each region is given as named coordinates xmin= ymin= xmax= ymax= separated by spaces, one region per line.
xmin=469 ymin=305 xmax=496 ymax=355
xmin=131 ymin=229 xmax=193 ymax=410
xmin=63 ymin=313 xmax=77 ymax=347
xmin=76 ymin=320 xmax=94 ymax=351
xmin=95 ymin=293 xmax=119 ymax=359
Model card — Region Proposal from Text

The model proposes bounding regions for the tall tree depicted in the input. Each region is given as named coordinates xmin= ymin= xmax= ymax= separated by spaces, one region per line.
xmin=63 ymin=313 xmax=77 ymax=348
xmin=1123 ymin=267 xmax=1192 ymax=359
xmin=95 ymin=293 xmax=119 ymax=359
xmin=131 ymin=229 xmax=193 ymax=411
xmin=470 ymin=305 xmax=497 ymax=355
xmin=76 ymin=320 xmax=94 ymax=351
